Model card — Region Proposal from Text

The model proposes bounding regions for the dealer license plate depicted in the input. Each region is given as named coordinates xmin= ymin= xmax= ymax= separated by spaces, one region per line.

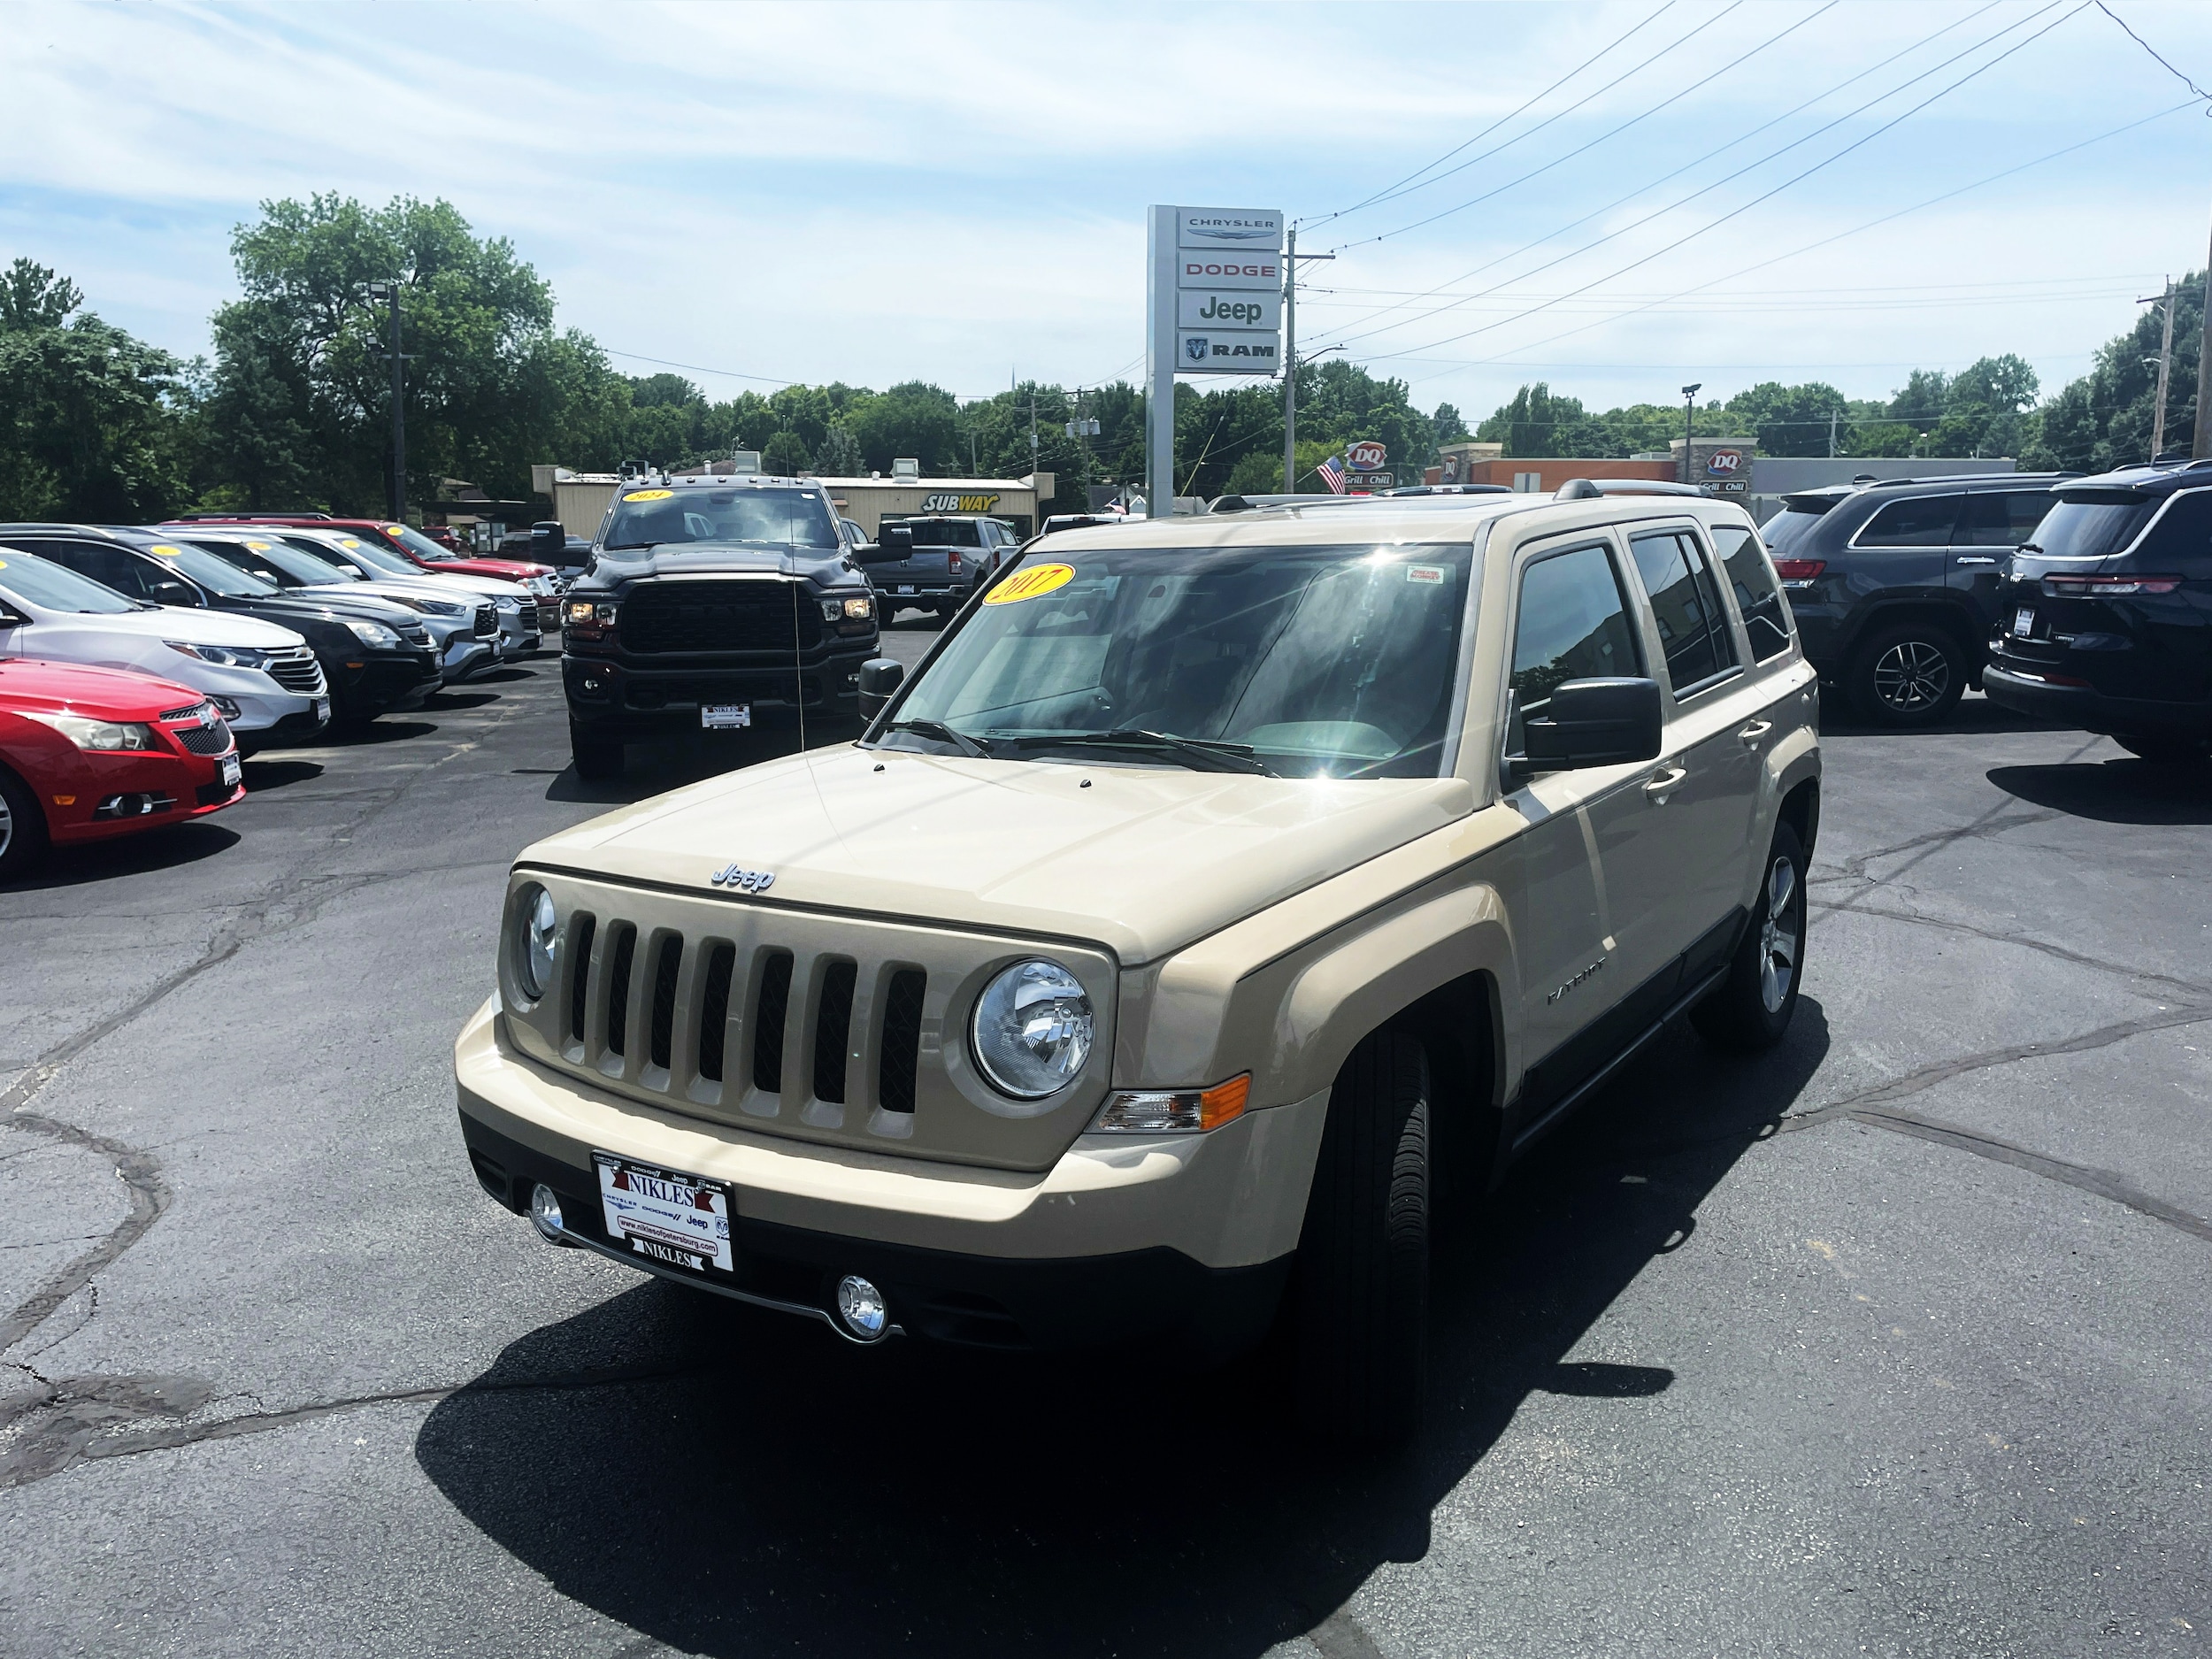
xmin=594 ymin=1152 xmax=734 ymax=1275
xmin=701 ymin=703 xmax=751 ymax=730
xmin=219 ymin=753 xmax=242 ymax=787
xmin=2014 ymin=607 xmax=2035 ymax=639
xmin=897 ymin=584 xmax=917 ymax=595
xmin=314 ymin=696 xmax=331 ymax=722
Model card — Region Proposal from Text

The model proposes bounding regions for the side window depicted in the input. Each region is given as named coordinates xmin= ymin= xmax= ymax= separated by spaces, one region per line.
xmin=1956 ymin=492 xmax=2054 ymax=548
xmin=1507 ymin=543 xmax=1641 ymax=754
xmin=1856 ymin=495 xmax=1963 ymax=547
xmin=27 ymin=541 xmax=143 ymax=598
xmin=1712 ymin=523 xmax=1793 ymax=663
xmin=1627 ymin=530 xmax=1739 ymax=694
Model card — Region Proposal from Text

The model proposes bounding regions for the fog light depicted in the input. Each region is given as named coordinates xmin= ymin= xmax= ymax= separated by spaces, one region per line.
xmin=529 ymin=1183 xmax=565 ymax=1241
xmin=211 ymin=696 xmax=242 ymax=719
xmin=835 ymin=1274 xmax=888 ymax=1341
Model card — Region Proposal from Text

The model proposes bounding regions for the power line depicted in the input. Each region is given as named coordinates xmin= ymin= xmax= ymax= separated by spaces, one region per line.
xmin=1317 ymin=0 xmax=2014 ymax=349
xmin=1301 ymin=0 xmax=1682 ymax=230
xmin=605 ymin=348 xmax=795 ymax=387
xmin=2094 ymin=0 xmax=2212 ymax=105
xmin=1363 ymin=0 xmax=2093 ymax=367
xmin=1400 ymin=96 xmax=2197 ymax=382
xmin=1330 ymin=0 xmax=1839 ymax=256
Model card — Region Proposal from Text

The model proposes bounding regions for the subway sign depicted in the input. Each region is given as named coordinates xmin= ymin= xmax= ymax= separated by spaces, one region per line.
xmin=919 ymin=492 xmax=1002 ymax=512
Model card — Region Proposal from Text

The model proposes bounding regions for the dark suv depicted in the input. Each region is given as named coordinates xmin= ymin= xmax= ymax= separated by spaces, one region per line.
xmin=0 ymin=524 xmax=441 ymax=726
xmin=559 ymin=474 xmax=880 ymax=778
xmin=1760 ymin=472 xmax=2068 ymax=725
xmin=1983 ymin=460 xmax=2212 ymax=762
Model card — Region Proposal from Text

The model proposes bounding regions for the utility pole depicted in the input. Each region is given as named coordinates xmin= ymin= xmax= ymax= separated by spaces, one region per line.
xmin=1065 ymin=388 xmax=1098 ymax=505
xmin=1282 ymin=228 xmax=1335 ymax=492
xmin=2193 ymin=219 xmax=2212 ymax=457
xmin=2141 ymin=276 xmax=2177 ymax=460
xmin=367 ymin=280 xmax=409 ymax=521
xmin=1028 ymin=393 xmax=1039 ymax=480
xmin=1828 ymin=407 xmax=1839 ymax=458
xmin=1680 ymin=383 xmax=1701 ymax=484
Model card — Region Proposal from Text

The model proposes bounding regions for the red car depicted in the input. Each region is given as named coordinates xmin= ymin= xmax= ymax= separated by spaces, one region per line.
xmin=0 ymin=659 xmax=245 ymax=879
xmin=170 ymin=515 xmax=560 ymax=625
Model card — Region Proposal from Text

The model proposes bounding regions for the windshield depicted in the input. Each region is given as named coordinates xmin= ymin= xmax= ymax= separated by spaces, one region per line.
xmin=196 ymin=539 xmax=352 ymax=587
xmin=328 ymin=534 xmax=419 ymax=578
xmin=603 ymin=487 xmax=839 ymax=551
xmin=2029 ymin=494 xmax=2159 ymax=559
xmin=1760 ymin=510 xmax=1827 ymax=556
xmin=884 ymin=541 xmax=1474 ymax=779
xmin=0 ymin=549 xmax=142 ymax=614
xmin=147 ymin=542 xmax=280 ymax=597
xmin=273 ymin=534 xmax=367 ymax=576
xmin=378 ymin=522 xmax=468 ymax=564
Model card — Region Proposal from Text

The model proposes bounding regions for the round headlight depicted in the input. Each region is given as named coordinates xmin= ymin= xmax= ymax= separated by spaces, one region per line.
xmin=970 ymin=959 xmax=1094 ymax=1099
xmin=515 ymin=885 xmax=557 ymax=1001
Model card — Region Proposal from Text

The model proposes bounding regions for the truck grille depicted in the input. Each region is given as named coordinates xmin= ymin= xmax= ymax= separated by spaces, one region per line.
xmin=266 ymin=648 xmax=326 ymax=695
xmin=621 ymin=581 xmax=822 ymax=655
xmin=500 ymin=873 xmax=1116 ymax=1171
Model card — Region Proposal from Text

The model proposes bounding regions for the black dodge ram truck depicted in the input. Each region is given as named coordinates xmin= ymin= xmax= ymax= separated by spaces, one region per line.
xmin=560 ymin=475 xmax=881 ymax=779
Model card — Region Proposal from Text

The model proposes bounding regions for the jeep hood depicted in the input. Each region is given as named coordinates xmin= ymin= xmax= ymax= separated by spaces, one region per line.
xmin=521 ymin=744 xmax=1476 ymax=964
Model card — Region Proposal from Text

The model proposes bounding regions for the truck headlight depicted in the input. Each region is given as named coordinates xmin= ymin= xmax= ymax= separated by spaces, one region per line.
xmin=842 ymin=595 xmax=873 ymax=619
xmin=970 ymin=959 xmax=1093 ymax=1099
xmin=513 ymin=884 xmax=557 ymax=1001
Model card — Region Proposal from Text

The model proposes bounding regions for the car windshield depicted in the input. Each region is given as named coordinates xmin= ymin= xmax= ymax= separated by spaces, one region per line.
xmin=603 ymin=487 xmax=839 ymax=551
xmin=196 ymin=539 xmax=353 ymax=587
xmin=375 ymin=522 xmax=463 ymax=563
xmin=0 ymin=549 xmax=142 ymax=613
xmin=2029 ymin=493 xmax=2160 ymax=559
xmin=883 ymin=541 xmax=1475 ymax=779
xmin=328 ymin=534 xmax=420 ymax=577
xmin=273 ymin=535 xmax=367 ymax=576
xmin=147 ymin=542 xmax=279 ymax=596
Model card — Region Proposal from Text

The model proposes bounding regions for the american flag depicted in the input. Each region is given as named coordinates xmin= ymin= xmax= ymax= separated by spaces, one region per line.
xmin=1317 ymin=455 xmax=1348 ymax=494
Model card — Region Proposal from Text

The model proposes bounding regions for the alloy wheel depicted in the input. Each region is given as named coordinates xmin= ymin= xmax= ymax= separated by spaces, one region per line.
xmin=0 ymin=790 xmax=12 ymax=860
xmin=1758 ymin=855 xmax=1799 ymax=1014
xmin=1871 ymin=639 xmax=1950 ymax=712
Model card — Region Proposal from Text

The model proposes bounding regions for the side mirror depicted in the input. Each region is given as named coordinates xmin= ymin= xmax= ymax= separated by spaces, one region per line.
xmin=851 ymin=541 xmax=905 ymax=566
xmin=0 ymin=605 xmax=25 ymax=628
xmin=857 ymin=657 xmax=905 ymax=719
xmin=531 ymin=521 xmax=565 ymax=557
xmin=1512 ymin=677 xmax=1663 ymax=778
xmin=149 ymin=580 xmax=198 ymax=606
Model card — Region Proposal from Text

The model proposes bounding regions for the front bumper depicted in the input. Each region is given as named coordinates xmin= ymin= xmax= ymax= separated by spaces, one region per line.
xmin=336 ymin=649 xmax=442 ymax=714
xmin=1982 ymin=663 xmax=2212 ymax=738
xmin=562 ymin=641 xmax=877 ymax=733
xmin=440 ymin=636 xmax=498 ymax=682
xmin=453 ymin=998 xmax=1323 ymax=1351
xmin=42 ymin=749 xmax=243 ymax=845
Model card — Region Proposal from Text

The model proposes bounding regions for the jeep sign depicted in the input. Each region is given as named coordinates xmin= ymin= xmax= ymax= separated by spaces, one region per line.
xmin=1178 ymin=290 xmax=1282 ymax=329
xmin=1149 ymin=204 xmax=1285 ymax=517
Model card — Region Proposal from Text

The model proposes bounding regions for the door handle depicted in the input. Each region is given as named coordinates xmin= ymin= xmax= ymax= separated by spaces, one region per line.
xmin=1643 ymin=764 xmax=1688 ymax=803
xmin=1738 ymin=719 xmax=1772 ymax=746
xmin=1955 ymin=555 xmax=1999 ymax=565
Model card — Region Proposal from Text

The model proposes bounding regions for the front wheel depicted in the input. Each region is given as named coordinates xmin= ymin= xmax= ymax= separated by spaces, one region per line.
xmin=1291 ymin=1030 xmax=1430 ymax=1445
xmin=569 ymin=721 xmax=625 ymax=780
xmin=2114 ymin=732 xmax=2210 ymax=765
xmin=1692 ymin=820 xmax=1809 ymax=1050
xmin=0 ymin=764 xmax=50 ymax=881
xmin=1847 ymin=622 xmax=1967 ymax=726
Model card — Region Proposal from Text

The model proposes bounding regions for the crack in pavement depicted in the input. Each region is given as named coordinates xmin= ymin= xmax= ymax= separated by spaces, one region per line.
xmin=1803 ymin=895 xmax=2212 ymax=1002
xmin=0 ymin=1358 xmax=707 ymax=1489
xmin=0 ymin=707 xmax=529 ymax=1364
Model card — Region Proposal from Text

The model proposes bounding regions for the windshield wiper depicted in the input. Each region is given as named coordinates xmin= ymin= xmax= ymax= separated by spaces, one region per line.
xmin=882 ymin=718 xmax=993 ymax=758
xmin=1002 ymin=728 xmax=1280 ymax=777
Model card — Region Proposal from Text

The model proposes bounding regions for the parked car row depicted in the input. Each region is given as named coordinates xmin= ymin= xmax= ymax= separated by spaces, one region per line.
xmin=0 ymin=514 xmax=570 ymax=879
xmin=1761 ymin=460 xmax=2212 ymax=760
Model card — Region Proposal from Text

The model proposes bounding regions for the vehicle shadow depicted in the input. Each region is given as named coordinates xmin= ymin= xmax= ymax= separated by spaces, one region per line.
xmin=420 ymin=690 xmax=503 ymax=712
xmin=1988 ymin=756 xmax=2212 ymax=826
xmin=237 ymin=758 xmax=323 ymax=792
xmin=1815 ymin=687 xmax=2070 ymax=740
xmin=541 ymin=726 xmax=866 ymax=807
xmin=330 ymin=719 xmax=439 ymax=745
xmin=0 ymin=819 xmax=243 ymax=893
xmin=415 ymin=1002 xmax=1830 ymax=1656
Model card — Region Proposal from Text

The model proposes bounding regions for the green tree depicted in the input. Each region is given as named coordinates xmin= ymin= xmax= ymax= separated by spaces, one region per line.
xmin=758 ymin=428 xmax=811 ymax=475
xmin=814 ymin=421 xmax=864 ymax=474
xmin=0 ymin=257 xmax=192 ymax=520
xmin=1724 ymin=381 xmax=1848 ymax=457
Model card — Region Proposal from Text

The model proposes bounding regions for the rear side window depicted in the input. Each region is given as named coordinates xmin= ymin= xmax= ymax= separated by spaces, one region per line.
xmin=2031 ymin=493 xmax=2157 ymax=558
xmin=1855 ymin=495 xmax=1963 ymax=547
xmin=1955 ymin=491 xmax=2054 ymax=548
xmin=1508 ymin=543 xmax=1640 ymax=750
xmin=1627 ymin=530 xmax=1740 ymax=694
xmin=1712 ymin=523 xmax=1792 ymax=663
xmin=1760 ymin=510 xmax=1828 ymax=556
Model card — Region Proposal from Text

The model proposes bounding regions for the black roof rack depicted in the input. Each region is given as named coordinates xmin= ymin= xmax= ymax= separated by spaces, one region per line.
xmin=1553 ymin=478 xmax=1702 ymax=499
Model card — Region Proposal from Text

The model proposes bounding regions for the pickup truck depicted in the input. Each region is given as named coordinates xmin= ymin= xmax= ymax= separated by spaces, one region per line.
xmin=856 ymin=515 xmax=1021 ymax=618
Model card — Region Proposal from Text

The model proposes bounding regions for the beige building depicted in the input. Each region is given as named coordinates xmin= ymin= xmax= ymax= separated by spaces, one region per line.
xmin=533 ymin=465 xmax=1054 ymax=542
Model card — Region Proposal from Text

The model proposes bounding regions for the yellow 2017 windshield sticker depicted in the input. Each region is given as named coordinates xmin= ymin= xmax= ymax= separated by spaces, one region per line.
xmin=984 ymin=563 xmax=1076 ymax=605
xmin=623 ymin=488 xmax=674 ymax=503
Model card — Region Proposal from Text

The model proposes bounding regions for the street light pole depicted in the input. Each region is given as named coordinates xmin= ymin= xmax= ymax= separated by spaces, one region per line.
xmin=2141 ymin=276 xmax=2177 ymax=460
xmin=1680 ymin=383 xmax=1701 ymax=484
xmin=368 ymin=280 xmax=408 ymax=521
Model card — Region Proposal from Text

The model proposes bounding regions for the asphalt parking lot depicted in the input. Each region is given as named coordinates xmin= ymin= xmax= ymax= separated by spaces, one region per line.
xmin=2 ymin=635 xmax=2207 ymax=1658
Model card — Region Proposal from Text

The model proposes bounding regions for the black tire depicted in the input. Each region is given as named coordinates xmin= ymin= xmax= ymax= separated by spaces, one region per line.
xmin=1847 ymin=620 xmax=1967 ymax=726
xmin=1691 ymin=820 xmax=1809 ymax=1050
xmin=570 ymin=721 xmax=625 ymax=780
xmin=1291 ymin=1030 xmax=1430 ymax=1445
xmin=0 ymin=764 xmax=50 ymax=881
xmin=2113 ymin=732 xmax=2211 ymax=765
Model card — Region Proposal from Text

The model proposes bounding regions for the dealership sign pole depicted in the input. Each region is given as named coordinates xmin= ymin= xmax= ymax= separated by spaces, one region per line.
xmin=1146 ymin=205 xmax=1283 ymax=518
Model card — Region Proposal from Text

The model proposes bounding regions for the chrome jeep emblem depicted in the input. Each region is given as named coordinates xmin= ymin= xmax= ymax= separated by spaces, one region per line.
xmin=709 ymin=864 xmax=775 ymax=894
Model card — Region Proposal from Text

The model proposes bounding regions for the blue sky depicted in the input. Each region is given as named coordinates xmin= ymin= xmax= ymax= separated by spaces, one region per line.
xmin=4 ymin=0 xmax=2210 ymax=425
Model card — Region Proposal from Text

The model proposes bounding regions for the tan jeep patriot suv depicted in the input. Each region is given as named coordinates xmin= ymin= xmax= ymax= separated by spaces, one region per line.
xmin=455 ymin=485 xmax=1819 ymax=1441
